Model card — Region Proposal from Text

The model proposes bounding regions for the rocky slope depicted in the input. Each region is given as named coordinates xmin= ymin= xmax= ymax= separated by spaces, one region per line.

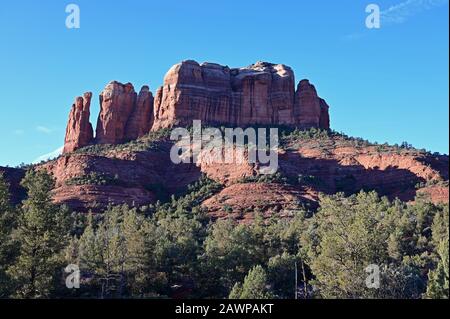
xmin=2 ymin=130 xmax=448 ymax=218
xmin=1 ymin=130 xmax=436 ymax=218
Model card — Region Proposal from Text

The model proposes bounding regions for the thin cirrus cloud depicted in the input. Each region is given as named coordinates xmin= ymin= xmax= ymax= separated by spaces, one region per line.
xmin=343 ymin=0 xmax=448 ymax=40
xmin=32 ymin=146 xmax=64 ymax=164
xmin=36 ymin=126 xmax=53 ymax=134
xmin=381 ymin=0 xmax=448 ymax=25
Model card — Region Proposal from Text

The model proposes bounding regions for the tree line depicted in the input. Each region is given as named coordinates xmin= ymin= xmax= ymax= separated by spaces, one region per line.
xmin=0 ymin=170 xmax=448 ymax=299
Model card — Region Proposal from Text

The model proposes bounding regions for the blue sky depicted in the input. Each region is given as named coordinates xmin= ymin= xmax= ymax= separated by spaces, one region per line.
xmin=0 ymin=0 xmax=448 ymax=166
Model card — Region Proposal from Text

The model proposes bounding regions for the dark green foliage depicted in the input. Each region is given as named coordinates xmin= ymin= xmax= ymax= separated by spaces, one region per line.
xmin=229 ymin=265 xmax=274 ymax=299
xmin=280 ymin=127 xmax=428 ymax=156
xmin=301 ymin=191 xmax=446 ymax=298
xmin=0 ymin=173 xmax=18 ymax=297
xmin=144 ymin=175 xmax=223 ymax=219
xmin=7 ymin=170 xmax=71 ymax=298
xmin=144 ymin=183 xmax=170 ymax=202
xmin=65 ymin=172 xmax=125 ymax=187
xmin=73 ymin=129 xmax=172 ymax=156
xmin=0 ymin=169 xmax=447 ymax=299
xmin=200 ymin=213 xmax=307 ymax=298
xmin=425 ymin=206 xmax=449 ymax=298
xmin=238 ymin=172 xmax=288 ymax=184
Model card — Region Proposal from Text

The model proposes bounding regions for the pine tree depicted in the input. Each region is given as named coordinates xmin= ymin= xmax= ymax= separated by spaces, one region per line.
xmin=203 ymin=219 xmax=265 ymax=297
xmin=302 ymin=191 xmax=431 ymax=299
xmin=7 ymin=170 xmax=70 ymax=298
xmin=73 ymin=205 xmax=159 ymax=298
xmin=229 ymin=265 xmax=273 ymax=299
xmin=425 ymin=239 xmax=449 ymax=299
xmin=0 ymin=173 xmax=18 ymax=297
xmin=425 ymin=207 xmax=449 ymax=299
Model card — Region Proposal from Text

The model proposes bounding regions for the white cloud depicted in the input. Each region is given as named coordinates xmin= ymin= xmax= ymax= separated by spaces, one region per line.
xmin=381 ymin=0 xmax=448 ymax=25
xmin=32 ymin=146 xmax=63 ymax=164
xmin=36 ymin=126 xmax=53 ymax=134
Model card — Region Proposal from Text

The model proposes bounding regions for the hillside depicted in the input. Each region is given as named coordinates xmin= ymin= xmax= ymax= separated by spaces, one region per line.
xmin=2 ymin=128 xmax=447 ymax=219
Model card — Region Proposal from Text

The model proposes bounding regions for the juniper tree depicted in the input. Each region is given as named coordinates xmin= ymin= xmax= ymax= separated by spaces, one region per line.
xmin=302 ymin=191 xmax=432 ymax=299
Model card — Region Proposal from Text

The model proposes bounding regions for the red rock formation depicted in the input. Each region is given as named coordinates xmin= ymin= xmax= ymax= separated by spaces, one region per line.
xmin=63 ymin=60 xmax=331 ymax=154
xmin=319 ymin=99 xmax=330 ymax=130
xmin=96 ymin=81 xmax=137 ymax=144
xmin=95 ymin=82 xmax=154 ymax=145
xmin=202 ymin=183 xmax=309 ymax=222
xmin=294 ymin=80 xmax=329 ymax=129
xmin=125 ymin=85 xmax=154 ymax=140
xmin=63 ymin=92 xmax=94 ymax=153
xmin=152 ymin=60 xmax=327 ymax=130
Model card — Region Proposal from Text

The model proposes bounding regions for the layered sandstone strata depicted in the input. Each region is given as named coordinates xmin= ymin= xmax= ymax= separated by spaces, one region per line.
xmin=63 ymin=92 xmax=94 ymax=153
xmin=63 ymin=60 xmax=330 ymax=154
xmin=294 ymin=79 xmax=330 ymax=129
xmin=152 ymin=60 xmax=329 ymax=130
xmin=95 ymin=82 xmax=154 ymax=145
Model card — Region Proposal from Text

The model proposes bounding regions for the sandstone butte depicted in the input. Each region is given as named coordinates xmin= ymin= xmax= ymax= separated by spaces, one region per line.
xmin=63 ymin=60 xmax=330 ymax=153
xmin=1 ymin=59 xmax=447 ymax=219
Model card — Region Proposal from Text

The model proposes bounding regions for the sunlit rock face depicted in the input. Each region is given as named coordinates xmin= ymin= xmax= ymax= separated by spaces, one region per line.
xmin=152 ymin=60 xmax=330 ymax=130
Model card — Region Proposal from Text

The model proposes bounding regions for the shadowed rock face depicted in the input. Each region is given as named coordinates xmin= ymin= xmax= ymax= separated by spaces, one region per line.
xmin=152 ymin=60 xmax=329 ymax=130
xmin=96 ymin=81 xmax=138 ymax=145
xmin=125 ymin=85 xmax=154 ymax=141
xmin=63 ymin=83 xmax=154 ymax=154
xmin=63 ymin=60 xmax=330 ymax=154
xmin=294 ymin=80 xmax=330 ymax=129
xmin=63 ymin=92 xmax=94 ymax=154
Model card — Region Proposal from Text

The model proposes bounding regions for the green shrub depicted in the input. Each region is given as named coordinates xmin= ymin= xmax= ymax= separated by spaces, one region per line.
xmin=65 ymin=172 xmax=125 ymax=186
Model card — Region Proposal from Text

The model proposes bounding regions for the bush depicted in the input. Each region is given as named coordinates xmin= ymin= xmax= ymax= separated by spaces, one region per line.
xmin=65 ymin=172 xmax=125 ymax=186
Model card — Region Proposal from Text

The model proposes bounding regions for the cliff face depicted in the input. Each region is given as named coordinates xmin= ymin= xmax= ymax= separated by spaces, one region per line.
xmin=294 ymin=80 xmax=329 ymax=129
xmin=63 ymin=92 xmax=94 ymax=153
xmin=96 ymin=82 xmax=154 ymax=145
xmin=62 ymin=60 xmax=330 ymax=154
xmin=152 ymin=60 xmax=329 ymax=130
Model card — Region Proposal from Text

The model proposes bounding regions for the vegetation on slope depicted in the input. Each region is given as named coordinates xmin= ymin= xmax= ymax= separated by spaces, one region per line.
xmin=0 ymin=170 xmax=448 ymax=299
